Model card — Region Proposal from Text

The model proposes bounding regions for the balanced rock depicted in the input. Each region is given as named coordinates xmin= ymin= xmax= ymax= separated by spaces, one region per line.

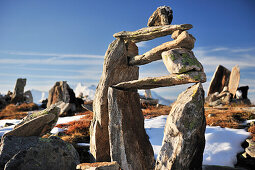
xmin=155 ymin=83 xmax=206 ymax=170
xmin=162 ymin=48 xmax=203 ymax=74
xmin=10 ymin=78 xmax=26 ymax=104
xmin=3 ymin=104 xmax=60 ymax=138
xmin=90 ymin=39 xmax=139 ymax=162
xmin=1 ymin=136 xmax=79 ymax=170
xmin=171 ymin=30 xmax=183 ymax=39
xmin=147 ymin=6 xmax=173 ymax=26
xmin=207 ymin=65 xmax=231 ymax=96
xmin=228 ymin=65 xmax=240 ymax=96
xmin=108 ymin=87 xmax=154 ymax=170
xmin=76 ymin=162 xmax=120 ymax=170
xmin=47 ymin=81 xmax=76 ymax=116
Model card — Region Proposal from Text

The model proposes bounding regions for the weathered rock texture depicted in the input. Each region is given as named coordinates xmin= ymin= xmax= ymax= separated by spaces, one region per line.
xmin=114 ymin=24 xmax=192 ymax=43
xmin=24 ymin=90 xmax=33 ymax=103
xmin=108 ymin=87 xmax=154 ymax=170
xmin=162 ymin=48 xmax=203 ymax=74
xmin=155 ymin=83 xmax=206 ymax=170
xmin=245 ymin=139 xmax=255 ymax=158
xmin=207 ymin=65 xmax=231 ymax=96
xmin=3 ymin=104 xmax=60 ymax=139
xmin=47 ymin=81 xmax=76 ymax=116
xmin=228 ymin=65 xmax=240 ymax=96
xmin=76 ymin=161 xmax=120 ymax=170
xmin=90 ymin=39 xmax=139 ymax=162
xmin=129 ymin=31 xmax=196 ymax=66
xmin=147 ymin=6 xmax=173 ymax=26
xmin=1 ymin=136 xmax=79 ymax=170
xmin=10 ymin=78 xmax=26 ymax=104
xmin=113 ymin=71 xmax=206 ymax=90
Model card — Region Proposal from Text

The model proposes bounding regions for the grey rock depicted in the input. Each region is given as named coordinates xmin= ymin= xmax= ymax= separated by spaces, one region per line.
xmin=207 ymin=65 xmax=231 ymax=96
xmin=155 ymin=83 xmax=206 ymax=170
xmin=90 ymin=39 xmax=139 ymax=162
xmin=108 ymin=87 xmax=154 ymax=170
xmin=11 ymin=78 xmax=26 ymax=104
xmin=76 ymin=161 xmax=120 ymax=170
xmin=3 ymin=104 xmax=60 ymax=138
xmin=24 ymin=90 xmax=33 ymax=103
xmin=3 ymin=136 xmax=79 ymax=170
xmin=171 ymin=30 xmax=183 ymax=40
xmin=162 ymin=48 xmax=203 ymax=74
xmin=245 ymin=139 xmax=255 ymax=158
xmin=147 ymin=6 xmax=173 ymax=26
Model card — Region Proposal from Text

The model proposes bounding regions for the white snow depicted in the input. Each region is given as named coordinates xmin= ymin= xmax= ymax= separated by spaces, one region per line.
xmin=144 ymin=115 xmax=250 ymax=167
xmin=74 ymin=83 xmax=96 ymax=100
xmin=0 ymin=114 xmax=251 ymax=167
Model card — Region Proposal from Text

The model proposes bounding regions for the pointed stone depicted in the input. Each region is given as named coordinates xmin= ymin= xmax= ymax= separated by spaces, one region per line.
xmin=90 ymin=38 xmax=139 ymax=162
xmin=162 ymin=48 xmax=203 ymax=74
xmin=147 ymin=6 xmax=173 ymax=26
xmin=207 ymin=65 xmax=231 ymax=96
xmin=108 ymin=87 xmax=154 ymax=170
xmin=155 ymin=83 xmax=206 ymax=170
xmin=11 ymin=78 xmax=26 ymax=104
xmin=228 ymin=65 xmax=240 ymax=96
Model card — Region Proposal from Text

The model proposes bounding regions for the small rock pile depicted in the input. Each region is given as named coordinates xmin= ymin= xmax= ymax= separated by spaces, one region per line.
xmin=206 ymin=65 xmax=251 ymax=107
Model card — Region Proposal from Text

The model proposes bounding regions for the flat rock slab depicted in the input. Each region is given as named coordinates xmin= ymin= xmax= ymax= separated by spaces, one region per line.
xmin=108 ymin=87 xmax=154 ymax=170
xmin=113 ymin=71 xmax=206 ymax=90
xmin=76 ymin=161 xmax=120 ymax=170
xmin=228 ymin=65 xmax=240 ymax=96
xmin=162 ymin=48 xmax=203 ymax=74
xmin=147 ymin=6 xmax=173 ymax=26
xmin=207 ymin=65 xmax=231 ymax=96
xmin=113 ymin=24 xmax=192 ymax=43
xmin=90 ymin=39 xmax=139 ymax=162
xmin=155 ymin=83 xmax=206 ymax=170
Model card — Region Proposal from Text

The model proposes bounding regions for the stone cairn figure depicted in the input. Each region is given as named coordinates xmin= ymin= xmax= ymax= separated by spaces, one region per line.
xmin=89 ymin=6 xmax=206 ymax=170
xmin=10 ymin=78 xmax=26 ymax=104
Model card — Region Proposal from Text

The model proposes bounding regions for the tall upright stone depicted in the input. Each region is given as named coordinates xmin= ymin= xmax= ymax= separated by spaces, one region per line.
xmin=147 ymin=6 xmax=173 ymax=26
xmin=11 ymin=78 xmax=26 ymax=104
xmin=90 ymin=39 xmax=139 ymax=162
xmin=155 ymin=83 xmax=206 ymax=170
xmin=228 ymin=65 xmax=240 ymax=96
xmin=207 ymin=65 xmax=231 ymax=96
xmin=108 ymin=87 xmax=154 ymax=170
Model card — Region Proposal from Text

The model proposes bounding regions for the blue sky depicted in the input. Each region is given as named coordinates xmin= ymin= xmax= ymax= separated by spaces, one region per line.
xmin=0 ymin=0 xmax=255 ymax=102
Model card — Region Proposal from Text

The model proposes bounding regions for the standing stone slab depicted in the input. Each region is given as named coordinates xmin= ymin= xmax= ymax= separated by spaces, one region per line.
xmin=162 ymin=48 xmax=203 ymax=74
xmin=108 ymin=87 xmax=154 ymax=170
xmin=11 ymin=78 xmax=26 ymax=104
xmin=155 ymin=83 xmax=206 ymax=170
xmin=207 ymin=65 xmax=231 ymax=96
xmin=90 ymin=39 xmax=139 ymax=162
xmin=228 ymin=65 xmax=240 ymax=96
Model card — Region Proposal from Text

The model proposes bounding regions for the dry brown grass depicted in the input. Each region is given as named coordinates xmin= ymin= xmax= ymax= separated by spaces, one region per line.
xmin=142 ymin=105 xmax=171 ymax=119
xmin=56 ymin=110 xmax=93 ymax=143
xmin=248 ymin=124 xmax=255 ymax=141
xmin=0 ymin=103 xmax=39 ymax=119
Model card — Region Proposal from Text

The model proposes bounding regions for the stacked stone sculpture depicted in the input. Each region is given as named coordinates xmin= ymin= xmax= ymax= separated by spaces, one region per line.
xmin=89 ymin=6 xmax=206 ymax=170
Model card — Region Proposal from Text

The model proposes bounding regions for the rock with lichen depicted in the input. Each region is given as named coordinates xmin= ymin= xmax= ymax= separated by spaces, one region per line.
xmin=155 ymin=83 xmax=206 ymax=170
xmin=147 ymin=6 xmax=173 ymax=26
xmin=162 ymin=48 xmax=203 ymax=74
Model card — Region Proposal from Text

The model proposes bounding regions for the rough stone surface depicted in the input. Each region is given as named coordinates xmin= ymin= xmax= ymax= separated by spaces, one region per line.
xmin=108 ymin=87 xmax=154 ymax=170
xmin=155 ymin=83 xmax=206 ymax=170
xmin=90 ymin=39 xmax=139 ymax=162
xmin=245 ymin=139 xmax=255 ymax=158
xmin=228 ymin=65 xmax=240 ymax=96
xmin=114 ymin=24 xmax=192 ymax=43
xmin=129 ymin=31 xmax=196 ymax=66
xmin=3 ymin=104 xmax=60 ymax=138
xmin=113 ymin=71 xmax=206 ymax=90
xmin=147 ymin=6 xmax=173 ymax=26
xmin=162 ymin=48 xmax=203 ymax=74
xmin=144 ymin=89 xmax=152 ymax=99
xmin=3 ymin=136 xmax=80 ymax=170
xmin=11 ymin=78 xmax=26 ymax=104
xmin=76 ymin=161 xmax=120 ymax=170
xmin=207 ymin=65 xmax=231 ymax=96
xmin=24 ymin=90 xmax=33 ymax=103
xmin=171 ymin=30 xmax=183 ymax=39
xmin=47 ymin=81 xmax=77 ymax=116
